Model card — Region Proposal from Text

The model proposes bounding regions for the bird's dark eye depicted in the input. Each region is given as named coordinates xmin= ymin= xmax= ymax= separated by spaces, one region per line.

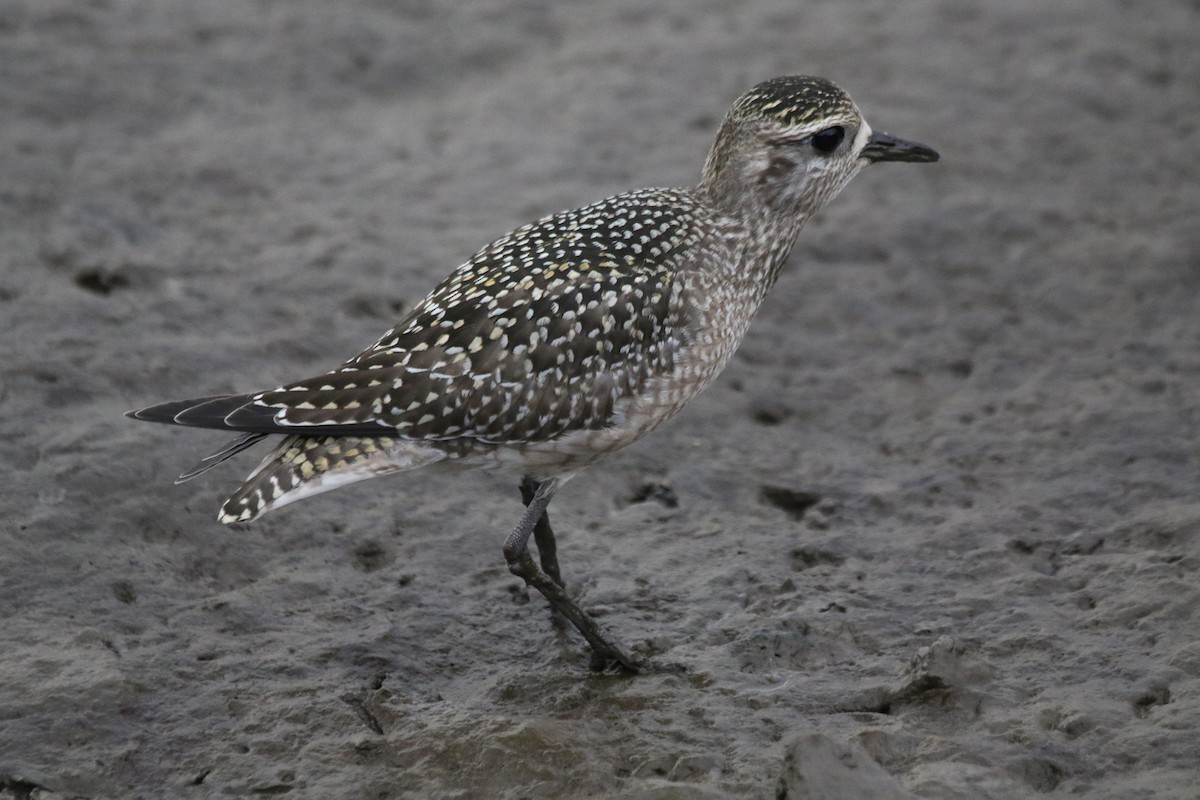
xmin=811 ymin=126 xmax=845 ymax=153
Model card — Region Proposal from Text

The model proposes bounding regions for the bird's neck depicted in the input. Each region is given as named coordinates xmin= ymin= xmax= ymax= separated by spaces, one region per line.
xmin=697 ymin=184 xmax=811 ymax=301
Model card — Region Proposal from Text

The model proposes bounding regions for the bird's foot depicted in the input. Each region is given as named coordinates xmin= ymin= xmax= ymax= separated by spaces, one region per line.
xmin=507 ymin=550 xmax=641 ymax=674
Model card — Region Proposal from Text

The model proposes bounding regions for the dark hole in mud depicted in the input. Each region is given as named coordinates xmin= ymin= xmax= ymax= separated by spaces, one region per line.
xmin=751 ymin=400 xmax=792 ymax=426
xmin=1 ymin=777 xmax=46 ymax=800
xmin=790 ymin=545 xmax=844 ymax=570
xmin=1009 ymin=539 xmax=1037 ymax=555
xmin=111 ymin=579 xmax=137 ymax=604
xmin=74 ymin=268 xmax=130 ymax=295
xmin=761 ymin=486 xmax=820 ymax=520
xmin=947 ymin=358 xmax=974 ymax=377
xmin=758 ymin=484 xmax=825 ymax=522
xmin=758 ymin=489 xmax=825 ymax=520
xmin=0 ymin=774 xmax=47 ymax=800
xmin=753 ymin=408 xmax=786 ymax=425
xmin=352 ymin=540 xmax=389 ymax=572
xmin=1132 ymin=686 xmax=1171 ymax=717
xmin=1014 ymin=756 xmax=1067 ymax=793
xmin=629 ymin=482 xmax=678 ymax=508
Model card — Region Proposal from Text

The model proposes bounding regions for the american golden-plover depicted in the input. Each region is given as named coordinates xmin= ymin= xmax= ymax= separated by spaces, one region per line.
xmin=129 ymin=76 xmax=938 ymax=672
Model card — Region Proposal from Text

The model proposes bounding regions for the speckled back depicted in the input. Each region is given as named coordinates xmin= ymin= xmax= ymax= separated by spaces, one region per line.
xmin=238 ymin=188 xmax=710 ymax=444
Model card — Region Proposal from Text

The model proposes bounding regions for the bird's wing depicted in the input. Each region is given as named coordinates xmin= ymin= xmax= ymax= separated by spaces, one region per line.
xmin=131 ymin=189 xmax=709 ymax=444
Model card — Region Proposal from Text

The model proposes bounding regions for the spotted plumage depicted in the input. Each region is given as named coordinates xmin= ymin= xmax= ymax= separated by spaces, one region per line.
xmin=265 ymin=188 xmax=701 ymax=442
xmin=129 ymin=76 xmax=937 ymax=671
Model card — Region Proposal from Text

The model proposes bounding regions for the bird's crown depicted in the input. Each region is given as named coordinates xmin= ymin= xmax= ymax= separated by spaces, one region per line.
xmin=727 ymin=75 xmax=859 ymax=128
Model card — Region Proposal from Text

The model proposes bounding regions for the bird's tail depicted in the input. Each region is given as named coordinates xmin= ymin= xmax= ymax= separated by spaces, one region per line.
xmin=218 ymin=434 xmax=445 ymax=523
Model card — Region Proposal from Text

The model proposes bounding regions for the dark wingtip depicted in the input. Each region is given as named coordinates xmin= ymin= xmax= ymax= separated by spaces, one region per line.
xmin=126 ymin=392 xmax=401 ymax=435
xmin=126 ymin=395 xmax=245 ymax=427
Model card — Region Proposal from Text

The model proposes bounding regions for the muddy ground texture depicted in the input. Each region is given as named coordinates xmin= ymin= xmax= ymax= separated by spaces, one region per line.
xmin=1 ymin=1 xmax=1198 ymax=798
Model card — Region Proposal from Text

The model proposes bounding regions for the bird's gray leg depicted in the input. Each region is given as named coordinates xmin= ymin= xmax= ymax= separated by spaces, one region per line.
xmin=504 ymin=476 xmax=640 ymax=673
xmin=519 ymin=475 xmax=563 ymax=588
xmin=520 ymin=476 xmax=569 ymax=632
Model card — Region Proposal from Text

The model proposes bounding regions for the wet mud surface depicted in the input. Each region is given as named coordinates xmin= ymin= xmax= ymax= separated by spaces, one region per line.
xmin=1 ymin=1 xmax=1198 ymax=797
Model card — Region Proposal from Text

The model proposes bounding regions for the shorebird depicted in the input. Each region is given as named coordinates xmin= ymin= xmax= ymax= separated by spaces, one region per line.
xmin=128 ymin=76 xmax=938 ymax=672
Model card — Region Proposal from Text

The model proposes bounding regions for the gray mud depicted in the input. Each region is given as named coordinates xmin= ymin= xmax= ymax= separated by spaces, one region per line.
xmin=1 ymin=1 xmax=1198 ymax=798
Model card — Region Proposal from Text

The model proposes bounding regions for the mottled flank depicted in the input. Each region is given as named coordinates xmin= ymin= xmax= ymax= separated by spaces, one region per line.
xmin=128 ymin=75 xmax=936 ymax=523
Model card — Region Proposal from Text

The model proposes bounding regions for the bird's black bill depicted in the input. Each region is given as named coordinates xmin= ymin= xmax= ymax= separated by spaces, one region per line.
xmin=861 ymin=131 xmax=939 ymax=163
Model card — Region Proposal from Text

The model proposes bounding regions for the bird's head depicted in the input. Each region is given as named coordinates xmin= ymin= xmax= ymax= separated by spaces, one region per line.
xmin=700 ymin=76 xmax=938 ymax=218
